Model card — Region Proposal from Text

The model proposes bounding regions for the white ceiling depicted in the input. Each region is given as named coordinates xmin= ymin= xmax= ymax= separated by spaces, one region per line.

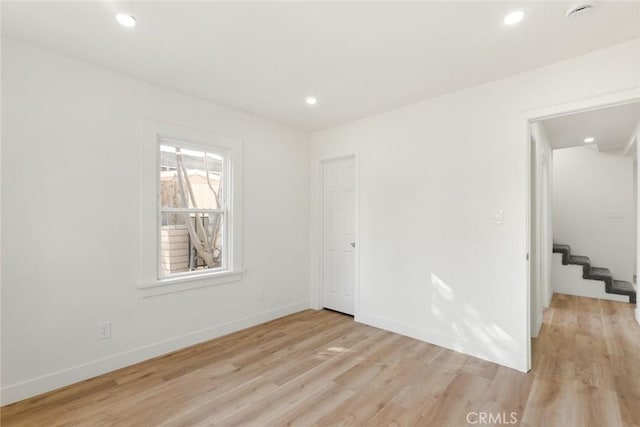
xmin=540 ymin=102 xmax=640 ymax=152
xmin=2 ymin=1 xmax=639 ymax=130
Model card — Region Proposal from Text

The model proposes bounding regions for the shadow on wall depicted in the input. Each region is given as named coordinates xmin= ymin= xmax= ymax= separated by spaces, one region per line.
xmin=430 ymin=273 xmax=519 ymax=363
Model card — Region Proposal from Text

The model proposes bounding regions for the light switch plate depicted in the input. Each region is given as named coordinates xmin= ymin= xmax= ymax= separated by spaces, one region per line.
xmin=492 ymin=210 xmax=504 ymax=225
xmin=606 ymin=207 xmax=624 ymax=218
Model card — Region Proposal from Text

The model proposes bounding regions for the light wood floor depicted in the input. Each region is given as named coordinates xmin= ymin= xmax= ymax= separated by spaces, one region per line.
xmin=2 ymin=294 xmax=639 ymax=426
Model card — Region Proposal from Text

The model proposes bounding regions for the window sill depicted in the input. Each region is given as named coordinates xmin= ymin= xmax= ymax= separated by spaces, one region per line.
xmin=139 ymin=270 xmax=243 ymax=298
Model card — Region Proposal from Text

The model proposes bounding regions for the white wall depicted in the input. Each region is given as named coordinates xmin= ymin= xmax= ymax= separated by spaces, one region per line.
xmin=553 ymin=146 xmax=635 ymax=283
xmin=1 ymin=38 xmax=310 ymax=404
xmin=310 ymin=39 xmax=640 ymax=372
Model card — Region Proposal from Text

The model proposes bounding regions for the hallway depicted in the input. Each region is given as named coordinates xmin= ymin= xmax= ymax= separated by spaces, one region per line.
xmin=528 ymin=294 xmax=639 ymax=425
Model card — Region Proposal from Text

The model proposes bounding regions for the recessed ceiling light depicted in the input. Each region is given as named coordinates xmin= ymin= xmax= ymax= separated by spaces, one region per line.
xmin=116 ymin=14 xmax=137 ymax=28
xmin=584 ymin=137 xmax=595 ymax=143
xmin=305 ymin=97 xmax=317 ymax=105
xmin=504 ymin=11 xmax=524 ymax=26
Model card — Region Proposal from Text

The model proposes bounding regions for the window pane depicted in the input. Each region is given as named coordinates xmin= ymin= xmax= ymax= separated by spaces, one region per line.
xmin=160 ymin=211 xmax=224 ymax=276
xmin=160 ymin=144 xmax=224 ymax=209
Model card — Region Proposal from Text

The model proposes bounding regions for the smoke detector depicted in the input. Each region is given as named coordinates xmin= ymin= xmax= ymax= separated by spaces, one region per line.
xmin=566 ymin=2 xmax=595 ymax=18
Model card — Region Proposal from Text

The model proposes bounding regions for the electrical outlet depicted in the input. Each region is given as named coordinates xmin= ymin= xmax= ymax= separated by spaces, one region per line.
xmin=98 ymin=322 xmax=111 ymax=340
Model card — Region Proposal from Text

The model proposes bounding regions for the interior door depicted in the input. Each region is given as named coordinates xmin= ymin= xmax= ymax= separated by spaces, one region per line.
xmin=322 ymin=157 xmax=355 ymax=315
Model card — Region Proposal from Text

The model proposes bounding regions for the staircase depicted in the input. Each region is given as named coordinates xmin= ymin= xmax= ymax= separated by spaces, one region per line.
xmin=553 ymin=243 xmax=636 ymax=304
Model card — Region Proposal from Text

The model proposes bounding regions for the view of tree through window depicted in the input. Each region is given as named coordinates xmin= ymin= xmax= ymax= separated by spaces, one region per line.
xmin=159 ymin=142 xmax=226 ymax=277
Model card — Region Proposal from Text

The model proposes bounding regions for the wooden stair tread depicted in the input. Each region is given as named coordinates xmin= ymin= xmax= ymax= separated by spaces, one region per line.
xmin=611 ymin=280 xmax=634 ymax=293
xmin=568 ymin=255 xmax=590 ymax=266
xmin=589 ymin=267 xmax=612 ymax=278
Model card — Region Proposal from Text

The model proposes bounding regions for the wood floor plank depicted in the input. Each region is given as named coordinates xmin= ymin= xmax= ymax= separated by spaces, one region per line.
xmin=2 ymin=294 xmax=638 ymax=427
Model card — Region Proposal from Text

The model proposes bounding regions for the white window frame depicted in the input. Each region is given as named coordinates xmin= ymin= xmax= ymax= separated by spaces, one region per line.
xmin=140 ymin=120 xmax=243 ymax=297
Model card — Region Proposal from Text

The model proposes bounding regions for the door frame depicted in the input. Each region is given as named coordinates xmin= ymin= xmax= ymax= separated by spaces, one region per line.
xmin=539 ymin=152 xmax=551 ymax=309
xmin=318 ymin=154 xmax=360 ymax=316
xmin=522 ymin=88 xmax=640 ymax=370
xmin=529 ymin=136 xmax=543 ymax=339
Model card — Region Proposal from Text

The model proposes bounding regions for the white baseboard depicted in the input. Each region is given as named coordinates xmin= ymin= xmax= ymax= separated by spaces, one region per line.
xmin=531 ymin=313 xmax=544 ymax=338
xmin=355 ymin=312 xmax=527 ymax=373
xmin=1 ymin=301 xmax=309 ymax=405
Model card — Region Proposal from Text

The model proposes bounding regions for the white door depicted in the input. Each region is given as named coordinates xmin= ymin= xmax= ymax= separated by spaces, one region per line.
xmin=322 ymin=157 xmax=355 ymax=315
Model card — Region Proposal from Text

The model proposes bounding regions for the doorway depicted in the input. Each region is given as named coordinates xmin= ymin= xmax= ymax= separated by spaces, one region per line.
xmin=525 ymin=90 xmax=640 ymax=370
xmin=321 ymin=156 xmax=356 ymax=315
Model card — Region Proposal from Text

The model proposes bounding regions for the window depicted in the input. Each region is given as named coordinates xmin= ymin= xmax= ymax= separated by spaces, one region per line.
xmin=140 ymin=121 xmax=243 ymax=297
xmin=158 ymin=141 xmax=227 ymax=277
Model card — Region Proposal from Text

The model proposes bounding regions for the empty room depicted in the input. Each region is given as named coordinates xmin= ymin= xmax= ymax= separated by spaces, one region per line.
xmin=1 ymin=1 xmax=639 ymax=426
